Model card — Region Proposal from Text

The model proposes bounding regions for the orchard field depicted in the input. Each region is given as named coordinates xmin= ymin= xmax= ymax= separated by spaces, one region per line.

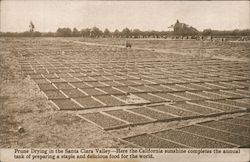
xmin=0 ymin=37 xmax=249 ymax=147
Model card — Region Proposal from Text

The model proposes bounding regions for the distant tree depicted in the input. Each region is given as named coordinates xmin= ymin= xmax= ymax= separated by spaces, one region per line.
xmin=80 ymin=28 xmax=91 ymax=37
xmin=203 ymin=29 xmax=213 ymax=36
xmin=239 ymin=29 xmax=250 ymax=36
xmin=90 ymin=27 xmax=103 ymax=37
xmin=232 ymin=29 xmax=240 ymax=36
xmin=143 ymin=31 xmax=150 ymax=38
xmin=42 ymin=32 xmax=55 ymax=37
xmin=29 ymin=21 xmax=35 ymax=32
xmin=21 ymin=31 xmax=32 ymax=37
xmin=72 ymin=28 xmax=80 ymax=37
xmin=121 ymin=28 xmax=131 ymax=38
xmin=132 ymin=29 xmax=142 ymax=38
xmin=32 ymin=31 xmax=42 ymax=37
xmin=56 ymin=28 xmax=72 ymax=37
xmin=103 ymin=29 xmax=111 ymax=37
xmin=113 ymin=29 xmax=120 ymax=38
xmin=159 ymin=30 xmax=170 ymax=38
xmin=202 ymin=29 xmax=250 ymax=37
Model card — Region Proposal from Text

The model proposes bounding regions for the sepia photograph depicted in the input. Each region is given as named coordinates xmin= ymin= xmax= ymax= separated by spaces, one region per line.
xmin=0 ymin=0 xmax=250 ymax=154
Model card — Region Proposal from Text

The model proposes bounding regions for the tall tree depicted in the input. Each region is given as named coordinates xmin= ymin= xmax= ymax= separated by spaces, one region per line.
xmin=29 ymin=21 xmax=35 ymax=32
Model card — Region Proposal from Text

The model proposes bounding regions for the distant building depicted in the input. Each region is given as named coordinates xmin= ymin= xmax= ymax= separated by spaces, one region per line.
xmin=173 ymin=19 xmax=199 ymax=36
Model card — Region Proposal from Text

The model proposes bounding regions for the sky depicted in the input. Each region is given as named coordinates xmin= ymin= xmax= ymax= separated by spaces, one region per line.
xmin=0 ymin=0 xmax=249 ymax=32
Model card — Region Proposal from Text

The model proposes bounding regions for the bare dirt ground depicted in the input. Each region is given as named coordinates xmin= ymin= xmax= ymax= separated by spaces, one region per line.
xmin=0 ymin=37 xmax=249 ymax=148
xmin=72 ymin=38 xmax=250 ymax=62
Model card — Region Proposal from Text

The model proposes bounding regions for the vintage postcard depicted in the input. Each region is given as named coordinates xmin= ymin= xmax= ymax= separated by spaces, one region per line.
xmin=0 ymin=0 xmax=249 ymax=162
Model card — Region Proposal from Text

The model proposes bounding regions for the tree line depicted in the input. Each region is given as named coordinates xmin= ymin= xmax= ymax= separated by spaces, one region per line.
xmin=203 ymin=29 xmax=250 ymax=37
xmin=0 ymin=27 xmax=172 ymax=38
xmin=0 ymin=26 xmax=250 ymax=37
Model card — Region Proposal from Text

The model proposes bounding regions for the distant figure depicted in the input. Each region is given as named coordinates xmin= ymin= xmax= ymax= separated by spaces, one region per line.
xmin=125 ymin=42 xmax=132 ymax=48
